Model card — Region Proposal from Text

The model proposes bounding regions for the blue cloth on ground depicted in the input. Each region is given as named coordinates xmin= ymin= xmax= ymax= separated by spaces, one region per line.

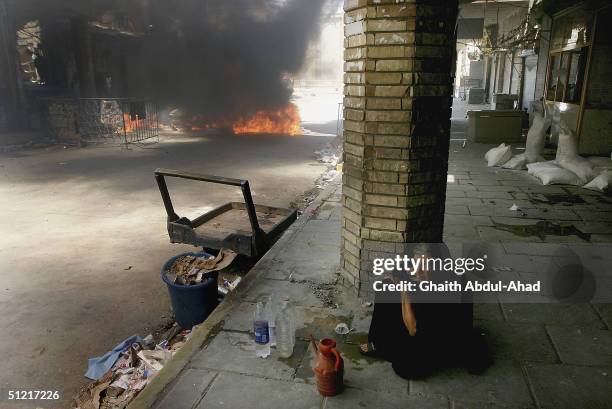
xmin=84 ymin=335 xmax=142 ymax=380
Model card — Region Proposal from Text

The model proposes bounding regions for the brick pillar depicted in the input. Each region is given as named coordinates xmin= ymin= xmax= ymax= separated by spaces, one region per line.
xmin=340 ymin=0 xmax=458 ymax=298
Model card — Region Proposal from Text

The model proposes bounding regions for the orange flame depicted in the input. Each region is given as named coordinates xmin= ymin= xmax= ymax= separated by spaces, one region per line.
xmin=123 ymin=113 xmax=144 ymax=133
xmin=232 ymin=103 xmax=301 ymax=135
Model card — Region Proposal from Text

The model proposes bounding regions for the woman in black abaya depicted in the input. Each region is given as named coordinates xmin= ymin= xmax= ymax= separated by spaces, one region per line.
xmin=360 ymin=243 xmax=488 ymax=379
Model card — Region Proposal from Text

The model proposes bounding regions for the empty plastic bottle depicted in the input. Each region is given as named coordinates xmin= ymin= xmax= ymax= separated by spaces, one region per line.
xmin=253 ymin=301 xmax=270 ymax=358
xmin=275 ymin=300 xmax=295 ymax=358
xmin=265 ymin=295 xmax=277 ymax=347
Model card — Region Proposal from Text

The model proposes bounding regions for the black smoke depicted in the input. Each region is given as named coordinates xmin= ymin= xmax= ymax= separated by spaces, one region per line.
xmin=143 ymin=0 xmax=333 ymax=121
xmin=10 ymin=0 xmax=338 ymax=122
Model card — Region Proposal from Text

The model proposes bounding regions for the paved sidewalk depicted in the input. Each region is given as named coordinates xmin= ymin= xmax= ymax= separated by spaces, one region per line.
xmin=127 ymin=169 xmax=612 ymax=409
xmin=130 ymin=99 xmax=612 ymax=409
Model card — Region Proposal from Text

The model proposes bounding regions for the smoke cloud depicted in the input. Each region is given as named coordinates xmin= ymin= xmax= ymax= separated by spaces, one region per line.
xmin=144 ymin=0 xmax=333 ymax=121
xmin=12 ymin=0 xmax=339 ymax=123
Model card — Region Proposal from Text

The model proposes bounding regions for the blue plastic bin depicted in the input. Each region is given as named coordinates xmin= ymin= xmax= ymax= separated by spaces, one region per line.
xmin=161 ymin=252 xmax=219 ymax=329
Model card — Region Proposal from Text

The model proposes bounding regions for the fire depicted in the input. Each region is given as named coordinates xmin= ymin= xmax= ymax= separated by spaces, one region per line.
xmin=123 ymin=113 xmax=144 ymax=133
xmin=232 ymin=103 xmax=301 ymax=135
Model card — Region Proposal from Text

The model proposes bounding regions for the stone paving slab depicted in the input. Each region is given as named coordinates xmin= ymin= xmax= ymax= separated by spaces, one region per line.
xmin=480 ymin=321 xmax=557 ymax=363
xmin=443 ymin=225 xmax=481 ymax=241
xmin=490 ymin=253 xmax=560 ymax=274
xmin=559 ymin=244 xmax=612 ymax=263
xmin=475 ymin=185 xmax=525 ymax=192
xmin=324 ymin=387 xmax=450 ymax=409
xmin=315 ymin=201 xmax=340 ymax=220
xmin=574 ymin=210 xmax=612 ymax=222
xmin=499 ymin=302 xmax=606 ymax=329
xmin=445 ymin=205 xmax=470 ymax=215
xmin=477 ymin=226 xmax=544 ymax=243
xmin=444 ymin=214 xmax=493 ymax=226
xmin=592 ymin=304 xmax=612 ymax=328
xmin=153 ymin=369 xmax=217 ymax=409
xmin=480 ymin=199 xmax=543 ymax=209
xmin=451 ymin=401 xmax=535 ymax=409
xmin=241 ymin=279 xmax=328 ymax=308
xmin=470 ymin=206 xmax=581 ymax=221
xmin=262 ymin=253 xmax=340 ymax=281
xmin=410 ymin=360 xmax=534 ymax=407
xmin=261 ymin=220 xmax=340 ymax=282
xmin=546 ymin=326 xmax=612 ymax=366
xmin=190 ymin=331 xmax=307 ymax=381
xmin=446 ymin=197 xmax=486 ymax=206
xmin=473 ymin=303 xmax=505 ymax=322
xmin=591 ymin=234 xmax=612 ymax=243
xmin=194 ymin=372 xmax=323 ymax=409
xmin=502 ymin=242 xmax=571 ymax=256
xmin=524 ymin=362 xmax=612 ymax=409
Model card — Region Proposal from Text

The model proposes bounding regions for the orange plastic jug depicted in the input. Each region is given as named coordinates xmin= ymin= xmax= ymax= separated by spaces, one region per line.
xmin=313 ymin=338 xmax=344 ymax=396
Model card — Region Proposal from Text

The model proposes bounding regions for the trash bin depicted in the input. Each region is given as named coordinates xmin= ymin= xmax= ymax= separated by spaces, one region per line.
xmin=161 ymin=252 xmax=219 ymax=329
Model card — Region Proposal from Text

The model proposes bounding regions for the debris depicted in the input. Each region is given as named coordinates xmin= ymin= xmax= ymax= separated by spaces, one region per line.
xmin=166 ymin=249 xmax=237 ymax=285
xmin=160 ymin=324 xmax=181 ymax=345
xmin=85 ymin=335 xmax=143 ymax=381
xmin=142 ymin=334 xmax=155 ymax=349
xmin=334 ymin=323 xmax=350 ymax=335
xmin=124 ymin=266 xmax=132 ymax=271
xmin=75 ymin=323 xmax=195 ymax=409
xmin=137 ymin=348 xmax=172 ymax=374
xmin=218 ymin=276 xmax=242 ymax=295
xmin=362 ymin=301 xmax=372 ymax=308
xmin=509 ymin=204 xmax=520 ymax=211
xmin=228 ymin=276 xmax=241 ymax=290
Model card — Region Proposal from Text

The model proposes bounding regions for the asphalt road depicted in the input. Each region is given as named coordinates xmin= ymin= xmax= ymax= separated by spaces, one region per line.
xmin=0 ymin=122 xmax=334 ymax=407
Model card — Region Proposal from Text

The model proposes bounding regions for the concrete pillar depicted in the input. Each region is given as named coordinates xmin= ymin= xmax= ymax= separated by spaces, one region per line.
xmin=340 ymin=0 xmax=458 ymax=298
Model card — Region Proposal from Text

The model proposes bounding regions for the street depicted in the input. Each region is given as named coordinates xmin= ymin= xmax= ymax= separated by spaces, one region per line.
xmin=0 ymin=104 xmax=336 ymax=407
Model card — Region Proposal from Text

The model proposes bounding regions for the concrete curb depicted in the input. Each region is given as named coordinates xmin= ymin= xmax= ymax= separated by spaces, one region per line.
xmin=126 ymin=178 xmax=340 ymax=409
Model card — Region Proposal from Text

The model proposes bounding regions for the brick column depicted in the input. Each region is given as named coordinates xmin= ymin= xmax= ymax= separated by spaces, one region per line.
xmin=340 ymin=0 xmax=458 ymax=298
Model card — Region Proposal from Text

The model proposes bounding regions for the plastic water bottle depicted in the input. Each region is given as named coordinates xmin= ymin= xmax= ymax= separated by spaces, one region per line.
xmin=254 ymin=301 xmax=270 ymax=358
xmin=275 ymin=300 xmax=295 ymax=358
xmin=265 ymin=296 xmax=277 ymax=347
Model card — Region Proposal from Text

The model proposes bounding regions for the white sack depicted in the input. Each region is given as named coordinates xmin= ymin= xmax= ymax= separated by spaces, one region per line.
xmin=583 ymin=170 xmax=612 ymax=192
xmin=527 ymin=160 xmax=559 ymax=176
xmin=502 ymin=153 xmax=528 ymax=170
xmin=555 ymin=129 xmax=595 ymax=183
xmin=526 ymin=161 xmax=582 ymax=186
xmin=558 ymin=156 xmax=595 ymax=184
xmin=555 ymin=129 xmax=579 ymax=162
xmin=587 ymin=156 xmax=612 ymax=170
xmin=485 ymin=143 xmax=512 ymax=167
xmin=525 ymin=112 xmax=550 ymax=163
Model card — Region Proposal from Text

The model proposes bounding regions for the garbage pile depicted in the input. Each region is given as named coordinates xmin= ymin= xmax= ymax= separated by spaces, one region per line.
xmin=73 ymin=326 xmax=193 ymax=409
xmin=485 ymin=112 xmax=612 ymax=192
xmin=165 ymin=249 xmax=237 ymax=285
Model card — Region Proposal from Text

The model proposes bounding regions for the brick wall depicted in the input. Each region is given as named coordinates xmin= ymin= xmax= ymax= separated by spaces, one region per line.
xmin=340 ymin=0 xmax=458 ymax=298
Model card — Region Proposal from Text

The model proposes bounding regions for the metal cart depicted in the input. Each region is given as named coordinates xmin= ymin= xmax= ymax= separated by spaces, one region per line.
xmin=154 ymin=168 xmax=297 ymax=257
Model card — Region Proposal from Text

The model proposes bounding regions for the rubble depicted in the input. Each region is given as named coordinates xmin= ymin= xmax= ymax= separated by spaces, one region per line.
xmin=74 ymin=327 xmax=194 ymax=409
